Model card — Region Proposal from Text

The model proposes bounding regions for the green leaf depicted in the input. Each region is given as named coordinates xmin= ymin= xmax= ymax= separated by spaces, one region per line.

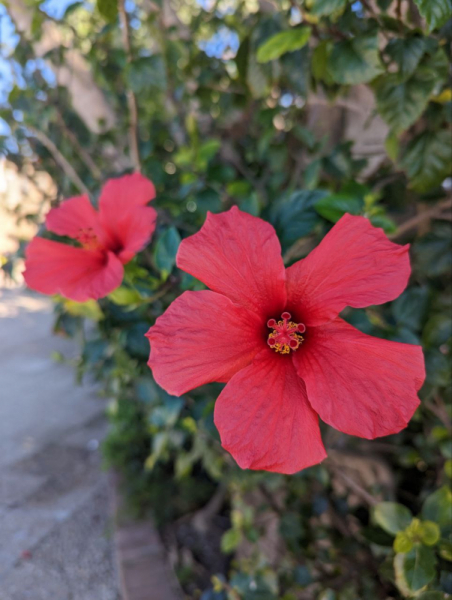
xmin=328 ymin=34 xmax=384 ymax=85
xmin=394 ymin=532 xmax=414 ymax=554
xmin=375 ymin=71 xmax=437 ymax=133
xmin=420 ymin=521 xmax=441 ymax=546
xmin=425 ymin=349 xmax=451 ymax=388
xmin=374 ymin=502 xmax=413 ymax=535
xmin=126 ymin=56 xmax=167 ymax=94
xmin=221 ymin=529 xmax=242 ymax=553
xmin=413 ymin=0 xmax=452 ymax=31
xmin=439 ymin=539 xmax=452 ymax=561
xmin=197 ymin=139 xmax=221 ymax=168
xmin=61 ymin=299 xmax=104 ymax=321
xmin=422 ymin=486 xmax=452 ymax=528
xmin=97 ymin=0 xmax=118 ymax=23
xmin=247 ymin=52 xmax=269 ymax=98
xmin=153 ymin=227 xmax=181 ymax=279
xmin=400 ymin=130 xmax=452 ymax=193
xmin=385 ymin=36 xmax=428 ymax=81
xmin=311 ymin=0 xmax=347 ymax=17
xmin=314 ymin=193 xmax=363 ymax=222
xmin=418 ymin=593 xmax=447 ymax=600
xmin=256 ymin=27 xmax=311 ymax=63
xmin=369 ymin=214 xmax=397 ymax=234
xmin=108 ymin=286 xmax=143 ymax=306
xmin=414 ymin=225 xmax=452 ymax=277
xmin=312 ymin=40 xmax=334 ymax=84
xmin=394 ymin=545 xmax=437 ymax=593
xmin=385 ymin=132 xmax=400 ymax=162
xmin=423 ymin=314 xmax=452 ymax=347
xmin=269 ymin=190 xmax=326 ymax=250
xmin=391 ymin=287 xmax=429 ymax=331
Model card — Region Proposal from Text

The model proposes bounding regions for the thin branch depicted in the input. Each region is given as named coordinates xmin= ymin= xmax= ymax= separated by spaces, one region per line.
xmin=28 ymin=126 xmax=90 ymax=196
xmin=389 ymin=197 xmax=452 ymax=240
xmin=55 ymin=111 xmax=103 ymax=180
xmin=425 ymin=396 xmax=452 ymax=434
xmin=327 ymin=460 xmax=379 ymax=507
xmin=118 ymin=0 xmax=141 ymax=172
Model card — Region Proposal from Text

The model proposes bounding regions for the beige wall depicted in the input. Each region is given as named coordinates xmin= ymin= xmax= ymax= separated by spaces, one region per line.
xmin=0 ymin=158 xmax=54 ymax=256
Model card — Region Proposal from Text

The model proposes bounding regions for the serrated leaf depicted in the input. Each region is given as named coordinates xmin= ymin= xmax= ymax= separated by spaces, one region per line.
xmin=414 ymin=225 xmax=452 ymax=277
xmin=314 ymin=193 xmax=363 ymax=222
xmin=400 ymin=130 xmax=452 ymax=193
xmin=374 ymin=502 xmax=413 ymax=535
xmin=256 ymin=27 xmax=311 ymax=63
xmin=375 ymin=71 xmax=437 ymax=133
xmin=385 ymin=36 xmax=428 ymax=81
xmin=311 ymin=0 xmax=347 ymax=17
xmin=414 ymin=0 xmax=452 ymax=31
xmin=153 ymin=227 xmax=181 ymax=279
xmin=328 ymin=34 xmax=384 ymax=85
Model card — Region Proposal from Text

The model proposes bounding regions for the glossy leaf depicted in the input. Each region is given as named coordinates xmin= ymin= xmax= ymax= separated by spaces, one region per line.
xmin=375 ymin=71 xmax=437 ymax=133
xmin=256 ymin=27 xmax=311 ymax=63
xmin=374 ymin=502 xmax=413 ymax=535
xmin=153 ymin=227 xmax=181 ymax=279
xmin=414 ymin=0 xmax=452 ymax=31
xmin=400 ymin=130 xmax=452 ymax=193
xmin=329 ymin=34 xmax=384 ymax=85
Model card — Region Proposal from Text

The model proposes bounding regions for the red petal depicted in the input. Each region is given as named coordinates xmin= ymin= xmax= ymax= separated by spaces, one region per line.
xmin=98 ymin=174 xmax=157 ymax=262
xmin=23 ymin=238 xmax=123 ymax=301
xmin=294 ymin=318 xmax=425 ymax=439
xmin=214 ymin=351 xmax=327 ymax=474
xmin=177 ymin=207 xmax=286 ymax=317
xmin=146 ymin=290 xmax=264 ymax=396
xmin=286 ymin=214 xmax=410 ymax=326
xmin=46 ymin=195 xmax=100 ymax=239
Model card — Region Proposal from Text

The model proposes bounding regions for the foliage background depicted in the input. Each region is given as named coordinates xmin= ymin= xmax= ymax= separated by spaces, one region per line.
xmin=0 ymin=0 xmax=451 ymax=598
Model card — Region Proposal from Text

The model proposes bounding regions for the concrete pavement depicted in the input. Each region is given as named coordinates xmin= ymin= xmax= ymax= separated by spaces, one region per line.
xmin=0 ymin=288 xmax=121 ymax=600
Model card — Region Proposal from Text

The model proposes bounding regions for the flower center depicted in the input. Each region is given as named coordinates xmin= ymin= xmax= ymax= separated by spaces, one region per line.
xmin=267 ymin=311 xmax=306 ymax=354
xmin=76 ymin=227 xmax=102 ymax=251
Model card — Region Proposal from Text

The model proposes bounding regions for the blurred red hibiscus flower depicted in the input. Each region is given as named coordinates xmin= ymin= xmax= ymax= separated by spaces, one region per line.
xmin=23 ymin=173 xmax=156 ymax=302
xmin=146 ymin=207 xmax=425 ymax=474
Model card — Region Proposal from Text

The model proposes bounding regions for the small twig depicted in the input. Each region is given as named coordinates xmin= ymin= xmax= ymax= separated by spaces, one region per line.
xmin=283 ymin=235 xmax=317 ymax=265
xmin=118 ymin=0 xmax=141 ymax=172
xmin=360 ymin=0 xmax=391 ymax=40
xmin=389 ymin=198 xmax=452 ymax=240
xmin=425 ymin=396 xmax=452 ymax=434
xmin=219 ymin=143 xmax=268 ymax=204
xmin=327 ymin=460 xmax=378 ymax=507
xmin=55 ymin=111 xmax=103 ymax=180
xmin=28 ymin=126 xmax=90 ymax=196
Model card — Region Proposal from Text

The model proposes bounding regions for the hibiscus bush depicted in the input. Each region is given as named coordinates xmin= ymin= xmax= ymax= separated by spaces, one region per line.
xmin=2 ymin=0 xmax=452 ymax=598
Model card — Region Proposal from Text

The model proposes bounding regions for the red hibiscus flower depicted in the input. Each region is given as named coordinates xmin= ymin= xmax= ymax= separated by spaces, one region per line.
xmin=23 ymin=173 xmax=156 ymax=302
xmin=146 ymin=207 xmax=425 ymax=474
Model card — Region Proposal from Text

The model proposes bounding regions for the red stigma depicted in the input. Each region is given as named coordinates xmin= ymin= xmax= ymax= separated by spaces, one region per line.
xmin=267 ymin=312 xmax=306 ymax=354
